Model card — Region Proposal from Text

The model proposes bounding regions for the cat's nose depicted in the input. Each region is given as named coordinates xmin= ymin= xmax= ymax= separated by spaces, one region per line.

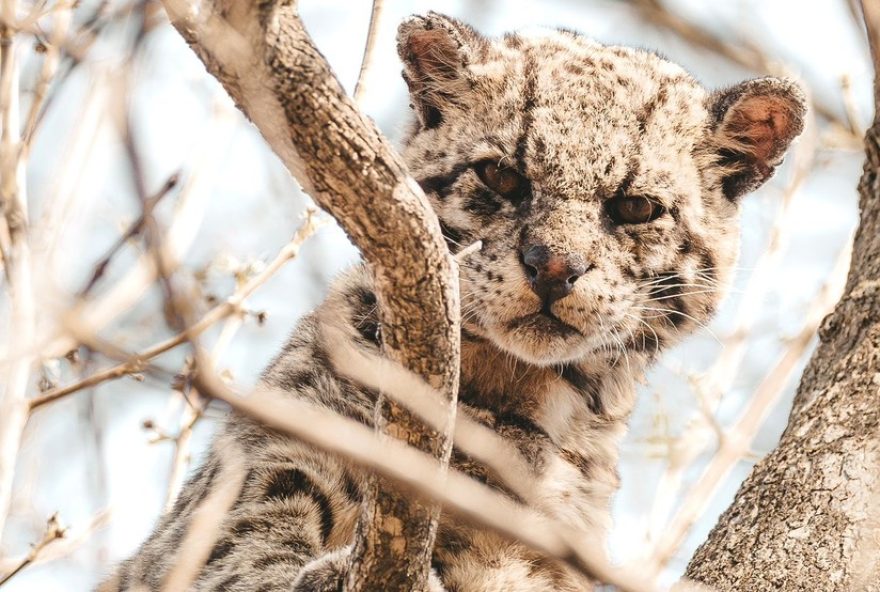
xmin=520 ymin=245 xmax=588 ymax=306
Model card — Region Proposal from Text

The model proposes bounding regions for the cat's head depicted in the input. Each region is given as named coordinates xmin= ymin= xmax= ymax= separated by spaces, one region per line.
xmin=397 ymin=13 xmax=805 ymax=366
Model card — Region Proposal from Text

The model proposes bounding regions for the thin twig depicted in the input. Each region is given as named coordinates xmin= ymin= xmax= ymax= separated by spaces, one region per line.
xmin=28 ymin=211 xmax=323 ymax=410
xmin=79 ymin=173 xmax=179 ymax=297
xmin=21 ymin=1 xmax=72 ymax=149
xmin=0 ymin=0 xmax=38 ymax=541
xmin=352 ymin=0 xmax=383 ymax=103
xmin=0 ymin=508 xmax=111 ymax=574
xmin=0 ymin=513 xmax=66 ymax=587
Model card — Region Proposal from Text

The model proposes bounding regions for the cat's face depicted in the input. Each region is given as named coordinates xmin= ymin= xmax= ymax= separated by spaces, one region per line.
xmin=398 ymin=14 xmax=805 ymax=366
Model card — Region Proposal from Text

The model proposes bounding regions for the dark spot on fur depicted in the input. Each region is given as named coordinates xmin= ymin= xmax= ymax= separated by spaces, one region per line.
xmin=214 ymin=574 xmax=242 ymax=590
xmin=679 ymin=237 xmax=694 ymax=254
xmin=263 ymin=469 xmax=335 ymax=543
xmin=667 ymin=297 xmax=690 ymax=329
xmin=357 ymin=288 xmax=377 ymax=307
xmin=207 ymin=538 xmax=234 ymax=565
xmin=566 ymin=62 xmax=584 ymax=75
xmin=253 ymin=552 xmax=299 ymax=569
xmin=281 ymin=538 xmax=314 ymax=557
xmin=700 ymin=251 xmax=717 ymax=282
xmin=560 ymin=365 xmax=603 ymax=415
xmin=604 ymin=156 xmax=616 ymax=177
xmin=416 ymin=164 xmax=469 ymax=200
xmin=560 ymin=448 xmax=593 ymax=477
xmin=355 ymin=320 xmax=381 ymax=346
xmin=342 ymin=472 xmax=362 ymax=502
xmin=636 ymin=85 xmax=669 ymax=133
xmin=275 ymin=368 xmax=319 ymax=392
xmin=627 ymin=329 xmax=663 ymax=355
xmin=232 ymin=516 xmax=266 ymax=536
xmin=464 ymin=189 xmax=504 ymax=219
xmin=494 ymin=411 xmax=548 ymax=438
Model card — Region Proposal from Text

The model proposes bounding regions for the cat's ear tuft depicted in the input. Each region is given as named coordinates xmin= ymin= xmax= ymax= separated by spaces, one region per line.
xmin=709 ymin=77 xmax=806 ymax=200
xmin=397 ymin=12 xmax=488 ymax=129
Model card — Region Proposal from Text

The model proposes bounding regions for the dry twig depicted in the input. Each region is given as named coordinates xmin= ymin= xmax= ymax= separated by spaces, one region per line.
xmin=0 ymin=513 xmax=66 ymax=587
xmin=29 ymin=210 xmax=323 ymax=411
xmin=353 ymin=0 xmax=384 ymax=103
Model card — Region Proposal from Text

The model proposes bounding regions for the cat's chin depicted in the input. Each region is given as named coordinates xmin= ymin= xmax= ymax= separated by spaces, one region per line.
xmin=478 ymin=316 xmax=597 ymax=367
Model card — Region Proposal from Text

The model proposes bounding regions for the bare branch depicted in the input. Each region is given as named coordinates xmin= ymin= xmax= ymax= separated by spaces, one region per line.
xmin=28 ymin=210 xmax=322 ymax=410
xmin=0 ymin=0 xmax=37 ymax=540
xmin=0 ymin=513 xmax=66 ymax=587
xmin=353 ymin=0 xmax=383 ymax=104
xmin=0 ymin=508 xmax=110 ymax=574
xmin=158 ymin=2 xmax=461 ymax=589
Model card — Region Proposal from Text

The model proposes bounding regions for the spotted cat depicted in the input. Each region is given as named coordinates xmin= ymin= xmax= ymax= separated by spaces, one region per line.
xmin=103 ymin=12 xmax=805 ymax=592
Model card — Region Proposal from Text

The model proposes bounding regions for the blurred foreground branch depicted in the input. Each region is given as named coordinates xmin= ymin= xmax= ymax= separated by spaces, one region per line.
xmin=188 ymin=356 xmax=659 ymax=592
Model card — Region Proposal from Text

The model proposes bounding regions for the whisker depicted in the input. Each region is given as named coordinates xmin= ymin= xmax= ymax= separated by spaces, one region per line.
xmin=630 ymin=305 xmax=720 ymax=343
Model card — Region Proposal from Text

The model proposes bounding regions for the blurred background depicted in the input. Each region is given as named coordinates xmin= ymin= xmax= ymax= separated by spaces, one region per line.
xmin=0 ymin=0 xmax=870 ymax=589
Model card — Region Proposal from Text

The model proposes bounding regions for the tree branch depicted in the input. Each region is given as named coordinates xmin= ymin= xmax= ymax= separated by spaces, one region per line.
xmin=28 ymin=210 xmax=322 ymax=411
xmin=0 ymin=513 xmax=66 ymax=587
xmin=158 ymin=2 xmax=460 ymax=590
xmin=685 ymin=2 xmax=880 ymax=587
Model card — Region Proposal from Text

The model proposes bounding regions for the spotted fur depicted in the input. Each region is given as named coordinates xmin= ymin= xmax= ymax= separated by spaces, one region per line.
xmin=103 ymin=13 xmax=805 ymax=592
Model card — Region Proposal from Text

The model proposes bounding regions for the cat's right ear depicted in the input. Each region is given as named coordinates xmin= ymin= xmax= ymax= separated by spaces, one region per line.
xmin=397 ymin=12 xmax=488 ymax=129
xmin=708 ymin=77 xmax=806 ymax=200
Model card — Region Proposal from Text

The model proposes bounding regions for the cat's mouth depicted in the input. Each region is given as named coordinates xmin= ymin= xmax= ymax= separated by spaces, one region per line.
xmin=507 ymin=310 xmax=581 ymax=338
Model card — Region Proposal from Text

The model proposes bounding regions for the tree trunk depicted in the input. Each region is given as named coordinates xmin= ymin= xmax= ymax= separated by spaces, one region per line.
xmin=686 ymin=2 xmax=880 ymax=589
xmin=158 ymin=2 xmax=459 ymax=591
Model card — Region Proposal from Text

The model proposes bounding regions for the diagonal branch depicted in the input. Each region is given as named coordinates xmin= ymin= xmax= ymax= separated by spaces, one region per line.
xmin=158 ymin=2 xmax=460 ymax=591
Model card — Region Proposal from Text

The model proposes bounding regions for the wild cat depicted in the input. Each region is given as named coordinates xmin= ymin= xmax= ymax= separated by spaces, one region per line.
xmin=103 ymin=11 xmax=805 ymax=592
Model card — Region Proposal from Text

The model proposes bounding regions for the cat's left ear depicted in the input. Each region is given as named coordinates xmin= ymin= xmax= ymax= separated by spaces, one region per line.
xmin=709 ymin=77 xmax=806 ymax=200
xmin=397 ymin=12 xmax=489 ymax=129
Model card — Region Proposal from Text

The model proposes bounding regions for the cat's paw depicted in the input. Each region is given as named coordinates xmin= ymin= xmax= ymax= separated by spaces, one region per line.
xmin=292 ymin=546 xmax=446 ymax=592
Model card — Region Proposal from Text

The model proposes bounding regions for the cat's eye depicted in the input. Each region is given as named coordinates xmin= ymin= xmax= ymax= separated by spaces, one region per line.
xmin=475 ymin=160 xmax=529 ymax=201
xmin=606 ymin=193 xmax=666 ymax=225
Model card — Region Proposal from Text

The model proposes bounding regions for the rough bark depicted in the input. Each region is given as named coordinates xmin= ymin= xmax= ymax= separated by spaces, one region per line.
xmin=158 ymin=2 xmax=459 ymax=591
xmin=686 ymin=3 xmax=880 ymax=589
